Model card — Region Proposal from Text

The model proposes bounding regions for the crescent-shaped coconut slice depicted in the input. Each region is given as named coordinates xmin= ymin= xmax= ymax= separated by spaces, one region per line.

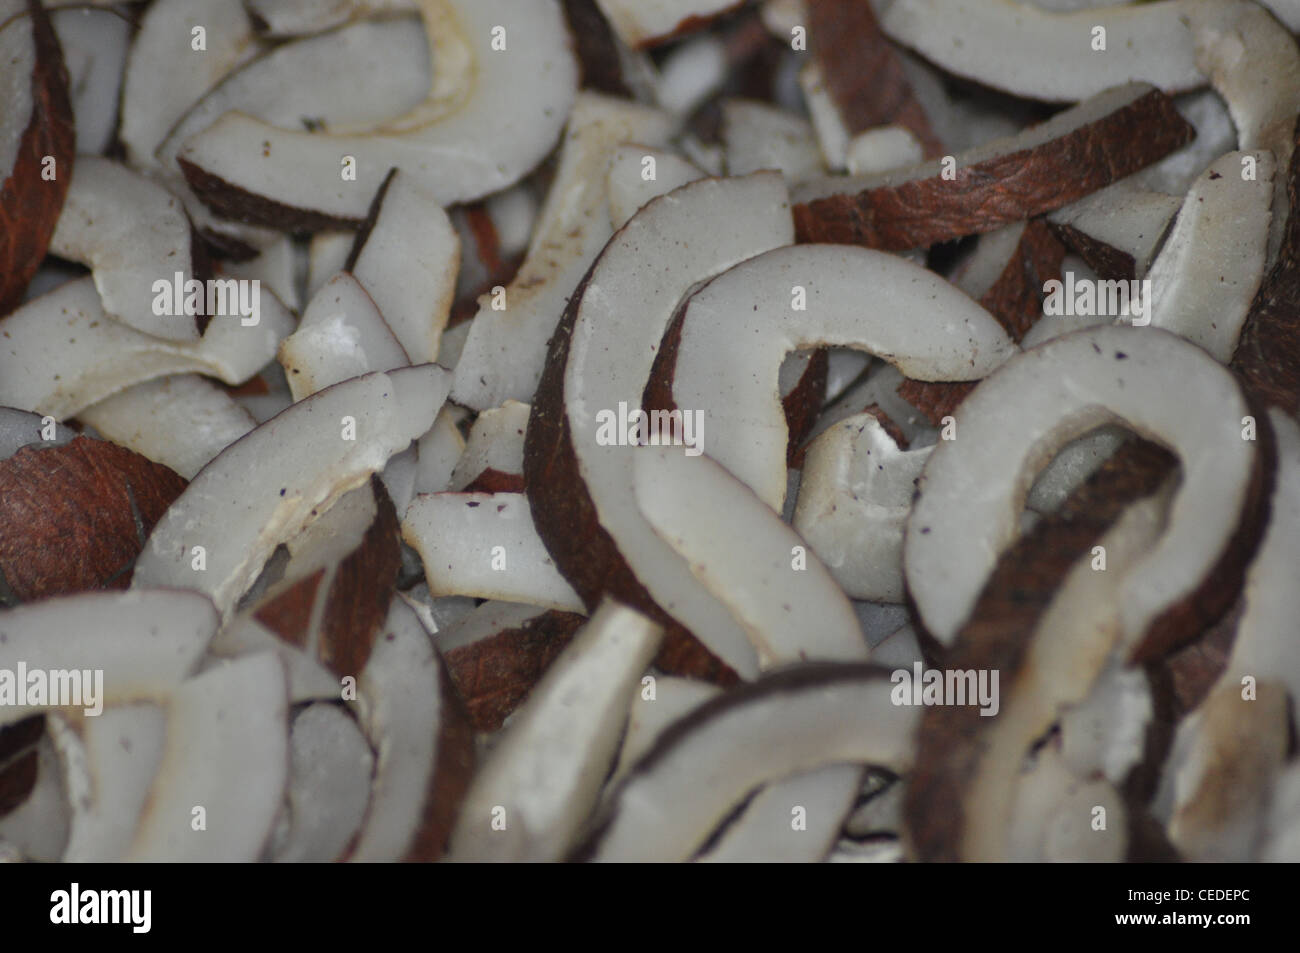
xmin=124 ymin=652 xmax=289 ymax=861
xmin=524 ymin=172 xmax=795 ymax=682
xmin=1147 ymin=150 xmax=1275 ymax=361
xmin=346 ymin=597 xmax=474 ymax=861
xmin=582 ymin=664 xmax=918 ymax=862
xmin=649 ymin=244 xmax=1015 ymax=511
xmin=632 ymin=446 xmax=868 ymax=667
xmin=450 ymin=93 xmax=673 ymax=411
xmin=448 ymin=400 xmax=529 ymax=492
xmin=0 ymin=0 xmax=74 ymax=315
xmin=402 ymin=492 xmax=585 ymax=613
xmin=0 ymin=278 xmax=294 ymax=419
xmin=346 ymin=170 xmax=459 ymax=363
xmin=270 ymin=702 xmax=373 ymax=863
xmin=904 ymin=325 xmax=1267 ymax=649
xmin=132 ymin=365 xmax=450 ymax=619
xmin=594 ymin=0 xmax=743 ymax=49
xmin=0 ymin=590 xmax=217 ymax=729
xmin=605 ymin=144 xmax=705 ymax=231
xmin=793 ymin=413 xmax=930 ymax=604
xmin=445 ymin=600 xmax=662 ymax=861
xmin=119 ymin=0 xmax=261 ymax=168
xmin=50 ymin=6 xmax=129 ymax=156
xmin=49 ymin=705 xmax=167 ymax=862
xmin=792 ymin=83 xmax=1194 ymax=249
xmin=278 ymin=272 xmax=410 ymax=401
xmin=722 ymin=98 xmax=824 ymax=182
xmin=49 ymin=159 xmax=203 ymax=340
xmin=177 ymin=0 xmax=579 ymax=227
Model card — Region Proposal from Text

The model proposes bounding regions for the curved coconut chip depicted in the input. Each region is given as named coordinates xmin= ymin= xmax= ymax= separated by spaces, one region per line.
xmin=0 ymin=0 xmax=74 ymax=315
xmin=792 ymin=83 xmax=1194 ymax=250
xmin=177 ymin=0 xmax=578 ymax=227
xmin=451 ymin=93 xmax=673 ymax=411
xmin=402 ymin=492 xmax=585 ymax=613
xmin=0 ymin=435 xmax=187 ymax=602
xmin=446 ymin=600 xmax=662 ymax=861
xmin=905 ymin=326 xmax=1271 ymax=652
xmin=132 ymin=365 xmax=450 ymax=619
xmin=581 ymin=663 xmax=918 ymax=862
xmin=0 ymin=277 xmax=295 ymax=420
xmin=50 ymin=5 xmax=129 ymax=156
xmin=524 ymin=172 xmax=794 ymax=683
xmin=647 ymin=243 xmax=1015 ymax=511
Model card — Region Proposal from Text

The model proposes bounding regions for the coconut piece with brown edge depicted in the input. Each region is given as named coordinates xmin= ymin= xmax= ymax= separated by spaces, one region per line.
xmin=0 ymin=0 xmax=74 ymax=316
xmin=50 ymin=5 xmax=129 ymax=156
xmin=792 ymin=83 xmax=1193 ymax=250
xmin=177 ymin=0 xmax=578 ymax=229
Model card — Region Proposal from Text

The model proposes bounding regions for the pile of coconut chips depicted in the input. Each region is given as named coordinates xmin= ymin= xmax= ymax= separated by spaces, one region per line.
xmin=2 ymin=0 xmax=1300 ymax=863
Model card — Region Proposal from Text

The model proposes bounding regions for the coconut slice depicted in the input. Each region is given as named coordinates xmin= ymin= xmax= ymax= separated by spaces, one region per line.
xmin=307 ymin=232 xmax=355 ymax=300
xmin=346 ymin=597 xmax=475 ymax=861
xmin=347 ymin=171 xmax=459 ymax=363
xmin=177 ymin=0 xmax=579 ymax=226
xmin=271 ymin=702 xmax=373 ymax=863
xmin=133 ymin=365 xmax=450 ymax=619
xmin=49 ymin=705 xmax=167 ymax=862
xmin=119 ymin=0 xmax=261 ymax=168
xmin=844 ymin=127 xmax=924 ymax=177
xmin=0 ymin=436 xmax=188 ymax=602
xmin=50 ymin=6 xmax=129 ymax=156
xmin=0 ymin=590 xmax=216 ymax=729
xmin=793 ymin=84 xmax=1193 ymax=249
xmin=905 ymin=325 xmax=1265 ymax=649
xmin=79 ymin=377 xmax=255 ymax=481
xmin=402 ymin=492 xmax=585 ymax=613
xmin=414 ymin=407 xmax=464 ymax=495
xmin=525 ymin=172 xmax=795 ymax=682
xmin=605 ymin=144 xmax=705 ymax=230
xmin=583 ymin=664 xmax=917 ymax=862
xmin=609 ymin=675 xmax=721 ymax=785
xmin=633 ymin=446 xmax=868 ymax=666
xmin=0 ymin=278 xmax=294 ymax=420
xmin=594 ymin=0 xmax=742 ymax=48
xmin=446 ymin=600 xmax=661 ymax=861
xmin=1147 ymin=151 xmax=1275 ymax=361
xmin=448 ymin=400 xmax=529 ymax=492
xmin=1047 ymin=180 xmax=1182 ymax=281
xmin=0 ymin=0 xmax=74 ymax=315
xmin=722 ymin=98 xmax=824 ymax=182
xmin=450 ymin=93 xmax=673 ymax=411
xmin=278 ymin=272 xmax=409 ymax=401
xmin=798 ymin=61 xmax=851 ymax=171
xmin=649 ymin=244 xmax=1015 ymax=511
xmin=793 ymin=413 xmax=930 ymax=603
xmin=125 ymin=653 xmax=288 ymax=861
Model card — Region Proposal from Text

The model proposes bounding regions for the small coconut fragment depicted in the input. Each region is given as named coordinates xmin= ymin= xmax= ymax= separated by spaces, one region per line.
xmin=1047 ymin=180 xmax=1182 ymax=280
xmin=448 ymin=400 xmax=529 ymax=492
xmin=722 ymin=99 xmax=824 ymax=182
xmin=798 ymin=62 xmax=851 ymax=171
xmin=307 ymin=232 xmax=355 ymax=300
xmin=609 ymin=675 xmax=721 ymax=785
xmin=594 ymin=0 xmax=743 ymax=48
xmin=402 ymin=492 xmax=585 ymax=613
xmin=605 ymin=144 xmax=705 ymax=230
xmin=414 ymin=407 xmax=465 ymax=495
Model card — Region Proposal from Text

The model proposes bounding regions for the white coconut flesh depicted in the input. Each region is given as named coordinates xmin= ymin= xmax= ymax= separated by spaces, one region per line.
xmin=798 ymin=61 xmax=851 ymax=171
xmin=587 ymin=664 xmax=918 ymax=862
xmin=132 ymin=365 xmax=451 ymax=619
xmin=605 ymin=144 xmax=705 ymax=231
xmin=124 ymin=653 xmax=289 ymax=861
xmin=845 ymin=126 xmax=925 ymax=177
xmin=0 ymin=1 xmax=36 ymax=190
xmin=307 ymin=232 xmax=355 ymax=300
xmin=1004 ymin=745 xmax=1127 ymax=862
xmin=279 ymin=272 xmax=410 ymax=402
xmin=1047 ymin=179 xmax=1182 ymax=278
xmin=595 ymin=0 xmax=741 ymax=48
xmin=1059 ymin=662 xmax=1155 ymax=786
xmin=1147 ymin=150 xmax=1275 ymax=361
xmin=208 ymin=615 xmax=341 ymax=704
xmin=414 ymin=407 xmax=465 ymax=495
xmin=222 ymin=233 xmax=300 ymax=313
xmin=451 ymin=93 xmax=674 ymax=411
xmin=402 ymin=492 xmax=585 ymax=613
xmin=78 ymin=375 xmax=257 ymax=481
xmin=447 ymin=400 xmax=529 ymax=490
xmin=48 ymin=705 xmax=167 ymax=862
xmin=0 ymin=277 xmax=295 ymax=420
xmin=445 ymin=600 xmax=662 ymax=862
xmin=48 ymin=158 xmax=201 ymax=341
xmin=633 ymin=446 xmax=868 ymax=667
xmin=177 ymin=0 xmax=579 ymax=219
xmin=244 ymin=0 xmax=416 ymax=37
xmin=555 ymin=172 xmax=794 ymax=680
xmin=0 ymin=590 xmax=217 ymax=729
xmin=119 ymin=0 xmax=261 ymax=168
xmin=271 ymin=702 xmax=373 ymax=863
xmin=904 ymin=325 xmax=1256 ymax=646
xmin=0 ymin=407 xmax=73 ymax=459
xmin=722 ymin=98 xmax=824 ymax=183
xmin=50 ymin=7 xmax=129 ymax=156
xmin=433 ymin=600 xmax=551 ymax=654
xmin=609 ymin=675 xmax=721 ymax=786
xmin=0 ymin=735 xmax=69 ymax=862
xmin=669 ymin=244 xmax=1016 ymax=511
xmin=349 ymin=172 xmax=459 ymax=364
xmin=793 ymin=413 xmax=931 ymax=604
